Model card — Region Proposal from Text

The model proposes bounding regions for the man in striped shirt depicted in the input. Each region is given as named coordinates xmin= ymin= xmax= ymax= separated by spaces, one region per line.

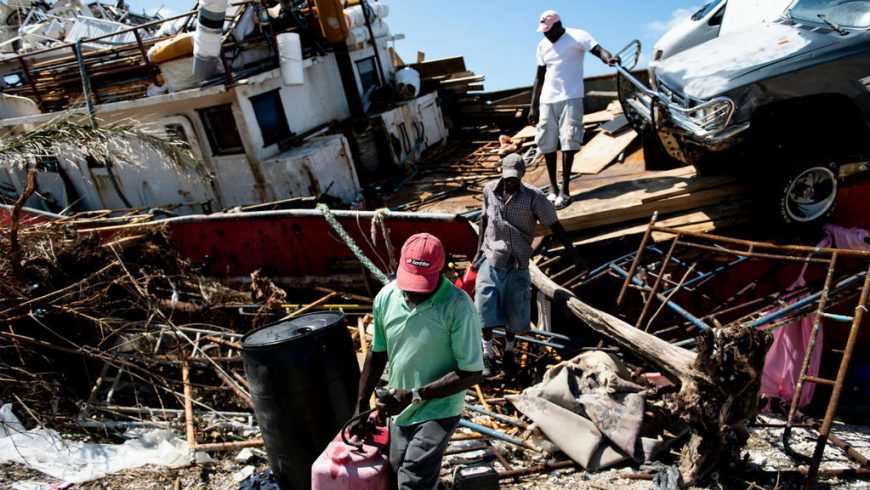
xmin=472 ymin=154 xmax=586 ymax=377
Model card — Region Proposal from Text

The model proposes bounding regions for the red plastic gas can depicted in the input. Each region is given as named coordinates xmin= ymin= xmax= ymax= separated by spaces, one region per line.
xmin=454 ymin=263 xmax=477 ymax=299
xmin=311 ymin=418 xmax=390 ymax=489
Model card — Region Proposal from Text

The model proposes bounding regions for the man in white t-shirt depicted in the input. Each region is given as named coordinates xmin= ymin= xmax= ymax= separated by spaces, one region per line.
xmin=529 ymin=10 xmax=619 ymax=209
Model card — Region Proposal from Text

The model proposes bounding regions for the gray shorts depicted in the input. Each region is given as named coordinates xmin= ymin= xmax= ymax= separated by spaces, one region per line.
xmin=535 ymin=97 xmax=584 ymax=154
xmin=390 ymin=416 xmax=460 ymax=490
xmin=474 ymin=259 xmax=532 ymax=334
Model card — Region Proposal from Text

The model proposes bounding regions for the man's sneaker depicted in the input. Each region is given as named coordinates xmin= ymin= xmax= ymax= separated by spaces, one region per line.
xmin=500 ymin=351 xmax=515 ymax=377
xmin=546 ymin=192 xmax=557 ymax=203
xmin=482 ymin=355 xmax=495 ymax=378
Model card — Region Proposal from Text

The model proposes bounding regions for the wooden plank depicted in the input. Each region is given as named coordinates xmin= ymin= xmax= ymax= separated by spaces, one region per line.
xmin=549 ymin=184 xmax=750 ymax=233
xmin=547 ymin=200 xmax=753 ymax=249
xmin=573 ymin=129 xmax=637 ymax=175
xmin=583 ymin=110 xmax=614 ymax=124
xmin=512 ymin=125 xmax=536 ymax=140
xmin=536 ymin=168 xmax=749 ymax=234
xmin=606 ymin=100 xmax=624 ymax=115
xmin=409 ymin=56 xmax=466 ymax=78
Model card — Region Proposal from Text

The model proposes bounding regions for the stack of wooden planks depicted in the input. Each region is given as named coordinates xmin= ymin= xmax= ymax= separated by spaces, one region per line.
xmin=538 ymin=166 xmax=754 ymax=244
xmin=407 ymin=56 xmax=485 ymax=95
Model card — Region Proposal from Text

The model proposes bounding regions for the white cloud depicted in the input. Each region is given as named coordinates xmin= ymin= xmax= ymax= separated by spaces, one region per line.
xmin=644 ymin=7 xmax=699 ymax=37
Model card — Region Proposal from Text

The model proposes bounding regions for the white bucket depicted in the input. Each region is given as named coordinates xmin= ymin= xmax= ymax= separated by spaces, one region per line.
xmin=276 ymin=32 xmax=303 ymax=85
xmin=395 ymin=67 xmax=420 ymax=99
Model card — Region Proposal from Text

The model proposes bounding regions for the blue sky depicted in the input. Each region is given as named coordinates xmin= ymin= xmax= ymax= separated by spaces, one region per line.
xmin=128 ymin=0 xmax=704 ymax=91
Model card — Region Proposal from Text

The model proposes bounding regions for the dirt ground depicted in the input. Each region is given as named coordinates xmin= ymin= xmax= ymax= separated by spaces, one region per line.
xmin=4 ymin=411 xmax=868 ymax=490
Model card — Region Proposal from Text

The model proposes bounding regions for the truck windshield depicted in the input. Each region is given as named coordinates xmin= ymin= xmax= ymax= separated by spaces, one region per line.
xmin=790 ymin=0 xmax=870 ymax=28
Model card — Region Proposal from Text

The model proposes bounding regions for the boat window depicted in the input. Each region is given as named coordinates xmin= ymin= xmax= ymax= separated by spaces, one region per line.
xmin=3 ymin=74 xmax=22 ymax=88
xmin=164 ymin=123 xmax=191 ymax=150
xmin=356 ymin=56 xmax=380 ymax=95
xmin=691 ymin=0 xmax=725 ymax=21
xmin=198 ymin=104 xmax=245 ymax=156
xmin=708 ymin=4 xmax=726 ymax=26
xmin=249 ymin=89 xmax=291 ymax=147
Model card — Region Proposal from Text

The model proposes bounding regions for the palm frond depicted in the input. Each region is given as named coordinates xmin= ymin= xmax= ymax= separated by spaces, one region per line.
xmin=0 ymin=112 xmax=206 ymax=175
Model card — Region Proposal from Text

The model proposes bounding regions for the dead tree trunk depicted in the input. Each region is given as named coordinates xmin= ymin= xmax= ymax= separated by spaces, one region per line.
xmin=530 ymin=263 xmax=769 ymax=485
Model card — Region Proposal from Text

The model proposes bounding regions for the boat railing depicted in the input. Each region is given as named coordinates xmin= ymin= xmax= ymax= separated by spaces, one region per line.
xmin=0 ymin=0 xmax=293 ymax=114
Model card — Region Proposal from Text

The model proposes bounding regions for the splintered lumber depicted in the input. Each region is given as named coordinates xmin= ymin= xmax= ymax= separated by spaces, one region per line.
xmin=542 ymin=167 xmax=750 ymax=234
xmin=573 ymin=128 xmax=637 ymax=175
xmin=529 ymin=263 xmax=769 ymax=485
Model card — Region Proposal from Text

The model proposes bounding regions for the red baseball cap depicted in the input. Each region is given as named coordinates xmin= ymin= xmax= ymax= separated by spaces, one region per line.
xmin=396 ymin=233 xmax=445 ymax=293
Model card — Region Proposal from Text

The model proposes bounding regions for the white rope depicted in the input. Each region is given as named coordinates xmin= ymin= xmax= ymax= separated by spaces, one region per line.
xmin=317 ymin=203 xmax=390 ymax=285
xmin=371 ymin=207 xmax=397 ymax=273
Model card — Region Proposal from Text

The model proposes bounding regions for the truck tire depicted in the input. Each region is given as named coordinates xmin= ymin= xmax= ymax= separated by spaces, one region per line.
xmin=776 ymin=160 xmax=838 ymax=226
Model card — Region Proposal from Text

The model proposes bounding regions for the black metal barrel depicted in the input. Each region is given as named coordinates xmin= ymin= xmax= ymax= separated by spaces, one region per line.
xmin=241 ymin=311 xmax=360 ymax=489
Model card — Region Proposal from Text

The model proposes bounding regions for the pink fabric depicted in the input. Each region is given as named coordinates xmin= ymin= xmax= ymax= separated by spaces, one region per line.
xmin=824 ymin=223 xmax=870 ymax=251
xmin=761 ymin=294 xmax=821 ymax=408
xmin=761 ymin=225 xmax=870 ymax=408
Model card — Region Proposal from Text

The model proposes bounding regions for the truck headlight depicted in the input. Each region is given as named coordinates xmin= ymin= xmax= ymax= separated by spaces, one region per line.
xmin=685 ymin=99 xmax=734 ymax=132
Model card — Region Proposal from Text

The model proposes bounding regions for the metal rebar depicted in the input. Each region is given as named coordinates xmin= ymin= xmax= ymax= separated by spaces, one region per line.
xmin=611 ymin=262 xmax=712 ymax=331
xmin=679 ymin=241 xmax=831 ymax=264
xmin=635 ymin=238 xmax=679 ymax=329
xmin=651 ymin=226 xmax=870 ymax=258
xmin=645 ymin=263 xmax=697 ymax=332
xmin=617 ymin=212 xmax=658 ymax=305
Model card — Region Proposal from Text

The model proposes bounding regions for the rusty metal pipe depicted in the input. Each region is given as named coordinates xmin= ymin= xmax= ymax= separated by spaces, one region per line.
xmin=651 ymin=226 xmax=870 ymax=258
xmin=617 ymin=212 xmax=658 ymax=306
xmin=635 ymin=238 xmax=679 ymax=329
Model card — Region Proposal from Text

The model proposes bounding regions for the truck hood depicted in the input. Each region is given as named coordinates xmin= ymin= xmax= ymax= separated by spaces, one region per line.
xmin=655 ymin=20 xmax=840 ymax=99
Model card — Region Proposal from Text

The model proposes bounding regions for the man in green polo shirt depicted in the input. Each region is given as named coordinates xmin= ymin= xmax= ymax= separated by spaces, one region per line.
xmin=354 ymin=233 xmax=484 ymax=489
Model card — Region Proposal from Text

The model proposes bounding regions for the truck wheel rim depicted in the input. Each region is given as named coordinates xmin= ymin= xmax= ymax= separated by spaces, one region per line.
xmin=785 ymin=166 xmax=837 ymax=223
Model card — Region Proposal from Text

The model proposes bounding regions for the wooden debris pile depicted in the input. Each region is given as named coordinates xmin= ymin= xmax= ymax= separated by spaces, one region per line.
xmin=407 ymin=56 xmax=486 ymax=96
xmin=0 ymin=215 xmax=253 ymax=439
xmin=529 ymin=223 xmax=870 ymax=486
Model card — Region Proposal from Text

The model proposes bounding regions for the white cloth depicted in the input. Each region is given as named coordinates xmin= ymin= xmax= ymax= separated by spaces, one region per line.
xmin=536 ymin=27 xmax=597 ymax=103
